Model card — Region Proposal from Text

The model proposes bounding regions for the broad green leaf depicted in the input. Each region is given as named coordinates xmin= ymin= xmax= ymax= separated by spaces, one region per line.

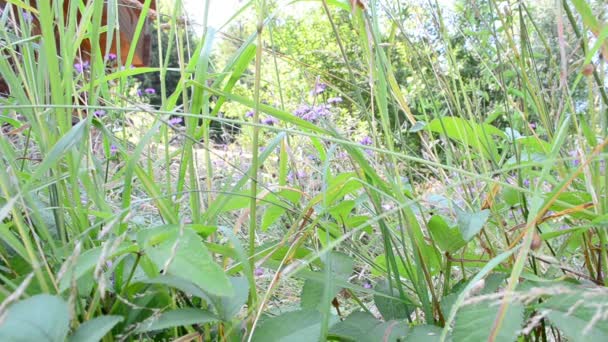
xmin=252 ymin=310 xmax=338 ymax=342
xmin=135 ymin=308 xmax=218 ymax=333
xmin=516 ymin=136 xmax=551 ymax=155
xmin=456 ymin=209 xmax=490 ymax=242
xmin=139 ymin=275 xmax=210 ymax=300
xmin=59 ymin=243 xmax=136 ymax=292
xmin=140 ymin=227 xmax=233 ymax=297
xmin=301 ymin=252 xmax=354 ymax=310
xmin=327 ymin=200 xmax=356 ymax=221
xmin=406 ymin=325 xmax=443 ymax=341
xmin=453 ymin=299 xmax=523 ymax=342
xmin=428 ymin=215 xmax=466 ymax=253
xmin=329 ymin=311 xmax=409 ymax=342
xmin=0 ymin=294 xmax=69 ymax=342
xmin=261 ymin=189 xmax=301 ymax=231
xmin=427 ymin=117 xmax=505 ymax=159
xmin=69 ymin=316 xmax=123 ymax=342
xmin=538 ymin=292 xmax=608 ymax=342
xmin=374 ymin=279 xmax=414 ymax=321
xmin=211 ymin=277 xmax=249 ymax=321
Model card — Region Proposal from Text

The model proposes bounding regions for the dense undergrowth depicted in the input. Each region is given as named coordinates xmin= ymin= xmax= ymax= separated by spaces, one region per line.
xmin=1 ymin=0 xmax=608 ymax=341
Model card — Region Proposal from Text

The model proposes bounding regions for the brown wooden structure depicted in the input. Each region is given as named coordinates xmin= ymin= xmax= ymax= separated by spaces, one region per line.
xmin=0 ymin=0 xmax=156 ymax=96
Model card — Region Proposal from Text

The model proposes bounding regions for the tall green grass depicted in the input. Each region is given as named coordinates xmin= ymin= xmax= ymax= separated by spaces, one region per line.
xmin=0 ymin=0 xmax=607 ymax=341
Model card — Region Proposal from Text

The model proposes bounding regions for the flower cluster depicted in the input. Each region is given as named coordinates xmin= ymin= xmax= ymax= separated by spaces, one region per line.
xmin=74 ymin=61 xmax=90 ymax=73
xmin=293 ymin=104 xmax=331 ymax=122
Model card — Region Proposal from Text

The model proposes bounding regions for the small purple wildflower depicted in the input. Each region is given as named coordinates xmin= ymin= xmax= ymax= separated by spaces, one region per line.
xmin=110 ymin=144 xmax=117 ymax=155
xmin=22 ymin=11 xmax=33 ymax=23
xmin=261 ymin=116 xmax=279 ymax=125
xmin=327 ymin=96 xmax=343 ymax=104
xmin=296 ymin=170 xmax=307 ymax=178
xmin=360 ymin=136 xmax=373 ymax=146
xmin=74 ymin=60 xmax=90 ymax=73
xmin=106 ymin=53 xmax=117 ymax=61
xmin=245 ymin=110 xmax=254 ymax=118
xmin=363 ymin=281 xmax=372 ymax=289
xmin=523 ymin=179 xmax=530 ymax=187
xmin=529 ymin=122 xmax=536 ymax=130
xmin=136 ymin=89 xmax=143 ymax=97
xmin=311 ymin=82 xmax=327 ymax=95
xmin=254 ymin=268 xmax=264 ymax=277
xmin=144 ymin=88 xmax=156 ymax=95
xmin=93 ymin=109 xmax=106 ymax=117
xmin=293 ymin=104 xmax=331 ymax=122
xmin=569 ymin=150 xmax=580 ymax=166
xmin=168 ymin=117 xmax=183 ymax=125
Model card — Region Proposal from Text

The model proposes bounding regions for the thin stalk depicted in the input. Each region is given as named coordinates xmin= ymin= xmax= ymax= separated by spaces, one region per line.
xmin=248 ymin=0 xmax=266 ymax=309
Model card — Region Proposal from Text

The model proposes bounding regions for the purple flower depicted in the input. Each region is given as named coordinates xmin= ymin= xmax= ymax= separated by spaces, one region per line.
xmin=254 ymin=268 xmax=264 ymax=277
xmin=529 ymin=122 xmax=536 ymax=130
xmin=569 ymin=150 xmax=580 ymax=166
xmin=106 ymin=53 xmax=117 ymax=61
xmin=168 ymin=117 xmax=182 ymax=125
xmin=245 ymin=110 xmax=254 ymax=118
xmin=363 ymin=281 xmax=372 ymax=289
xmin=110 ymin=144 xmax=117 ymax=155
xmin=327 ymin=97 xmax=343 ymax=104
xmin=360 ymin=136 xmax=373 ymax=146
xmin=93 ymin=109 xmax=106 ymax=117
xmin=293 ymin=104 xmax=331 ymax=122
xmin=311 ymin=82 xmax=327 ymax=95
xmin=74 ymin=61 xmax=90 ymax=73
xmin=261 ymin=116 xmax=279 ymax=125
xmin=296 ymin=170 xmax=307 ymax=178
xmin=523 ymin=179 xmax=530 ymax=187
xmin=136 ymin=89 xmax=143 ymax=97
xmin=144 ymin=88 xmax=156 ymax=95
xmin=21 ymin=11 xmax=33 ymax=23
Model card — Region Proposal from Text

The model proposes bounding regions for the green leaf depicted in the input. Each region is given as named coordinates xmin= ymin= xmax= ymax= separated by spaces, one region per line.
xmin=140 ymin=275 xmax=210 ymax=300
xmin=405 ymin=325 xmax=443 ymax=341
xmin=329 ymin=311 xmax=409 ymax=342
xmin=69 ymin=316 xmax=123 ymax=342
xmin=538 ymin=292 xmax=608 ymax=342
xmin=428 ymin=215 xmax=466 ymax=253
xmin=327 ymin=200 xmax=356 ymax=221
xmin=252 ymin=310 xmax=337 ymax=342
xmin=211 ymin=276 xmax=249 ymax=321
xmin=59 ymin=243 xmax=136 ymax=292
xmin=301 ymin=252 xmax=354 ymax=310
xmin=136 ymin=308 xmax=218 ymax=333
xmin=453 ymin=299 xmax=523 ymax=342
xmin=261 ymin=189 xmax=301 ymax=231
xmin=139 ymin=227 xmax=233 ymax=297
xmin=374 ymin=279 xmax=414 ymax=321
xmin=427 ymin=117 xmax=505 ymax=160
xmin=456 ymin=209 xmax=490 ymax=242
xmin=0 ymin=294 xmax=69 ymax=342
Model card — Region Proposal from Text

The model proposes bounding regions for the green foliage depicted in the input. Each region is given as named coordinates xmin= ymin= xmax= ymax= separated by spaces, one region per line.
xmin=69 ymin=316 xmax=124 ymax=342
xmin=252 ymin=310 xmax=337 ymax=342
xmin=1 ymin=0 xmax=608 ymax=340
xmin=0 ymin=295 xmax=70 ymax=342
xmin=138 ymin=226 xmax=233 ymax=297
xmin=329 ymin=311 xmax=409 ymax=342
